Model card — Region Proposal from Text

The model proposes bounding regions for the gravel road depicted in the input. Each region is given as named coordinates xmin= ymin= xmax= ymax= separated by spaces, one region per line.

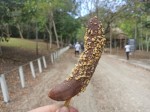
xmin=2 ymin=50 xmax=150 ymax=112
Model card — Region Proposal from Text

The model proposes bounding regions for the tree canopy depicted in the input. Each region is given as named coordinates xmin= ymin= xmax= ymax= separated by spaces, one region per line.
xmin=0 ymin=0 xmax=80 ymax=44
xmin=0 ymin=0 xmax=149 ymax=51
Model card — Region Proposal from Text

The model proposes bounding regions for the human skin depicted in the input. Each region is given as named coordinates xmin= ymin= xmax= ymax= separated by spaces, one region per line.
xmin=28 ymin=104 xmax=78 ymax=112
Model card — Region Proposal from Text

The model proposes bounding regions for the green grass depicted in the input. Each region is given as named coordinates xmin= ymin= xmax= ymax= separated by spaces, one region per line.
xmin=0 ymin=38 xmax=51 ymax=51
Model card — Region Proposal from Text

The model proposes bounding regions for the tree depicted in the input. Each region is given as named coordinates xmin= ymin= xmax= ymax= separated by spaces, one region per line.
xmin=0 ymin=0 xmax=12 ymax=38
xmin=51 ymin=0 xmax=78 ymax=48
xmin=54 ymin=11 xmax=80 ymax=45
xmin=116 ymin=0 xmax=150 ymax=51
xmin=0 ymin=0 xmax=81 ymax=53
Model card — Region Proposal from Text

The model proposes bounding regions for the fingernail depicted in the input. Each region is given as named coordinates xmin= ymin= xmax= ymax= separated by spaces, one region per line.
xmin=58 ymin=106 xmax=69 ymax=112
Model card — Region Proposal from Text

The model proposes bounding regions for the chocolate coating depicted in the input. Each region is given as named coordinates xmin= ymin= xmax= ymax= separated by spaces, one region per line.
xmin=49 ymin=79 xmax=82 ymax=101
xmin=49 ymin=16 xmax=106 ymax=101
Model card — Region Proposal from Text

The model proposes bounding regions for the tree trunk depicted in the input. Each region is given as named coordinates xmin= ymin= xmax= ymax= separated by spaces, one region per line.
xmin=114 ymin=39 xmax=117 ymax=53
xmin=46 ymin=25 xmax=52 ymax=49
xmin=0 ymin=44 xmax=2 ymax=56
xmin=49 ymin=31 xmax=52 ymax=49
xmin=60 ymin=35 xmax=63 ymax=48
xmin=141 ymin=39 xmax=144 ymax=51
xmin=134 ymin=23 xmax=137 ymax=40
xmin=138 ymin=40 xmax=141 ymax=50
xmin=68 ymin=37 xmax=71 ymax=44
xmin=16 ymin=24 xmax=24 ymax=39
xmin=27 ymin=23 xmax=30 ymax=39
xmin=6 ymin=24 xmax=10 ymax=37
xmin=146 ymin=33 xmax=149 ymax=52
xmin=53 ymin=20 xmax=60 ymax=48
xmin=2 ymin=24 xmax=10 ymax=37
xmin=139 ymin=20 xmax=142 ymax=50
xmin=49 ymin=21 xmax=52 ymax=49
xmin=109 ymin=25 xmax=112 ymax=54
xmin=148 ymin=38 xmax=150 ymax=52
xmin=35 ymin=23 xmax=39 ymax=55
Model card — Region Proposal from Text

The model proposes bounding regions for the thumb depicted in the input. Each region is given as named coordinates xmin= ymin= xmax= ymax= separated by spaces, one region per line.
xmin=56 ymin=106 xmax=69 ymax=112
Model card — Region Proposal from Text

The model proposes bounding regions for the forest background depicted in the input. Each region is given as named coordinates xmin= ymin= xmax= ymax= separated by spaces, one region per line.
xmin=0 ymin=0 xmax=149 ymax=54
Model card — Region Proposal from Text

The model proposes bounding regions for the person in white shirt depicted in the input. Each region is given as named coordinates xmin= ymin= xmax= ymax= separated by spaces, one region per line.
xmin=74 ymin=42 xmax=81 ymax=56
xmin=124 ymin=43 xmax=130 ymax=60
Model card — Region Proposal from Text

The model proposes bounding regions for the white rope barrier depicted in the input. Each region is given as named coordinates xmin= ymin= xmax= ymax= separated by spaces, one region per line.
xmin=0 ymin=46 xmax=70 ymax=103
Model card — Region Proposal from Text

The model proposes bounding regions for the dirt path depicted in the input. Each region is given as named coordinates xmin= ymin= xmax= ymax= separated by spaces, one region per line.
xmin=92 ymin=56 xmax=150 ymax=112
xmin=2 ymin=50 xmax=150 ymax=112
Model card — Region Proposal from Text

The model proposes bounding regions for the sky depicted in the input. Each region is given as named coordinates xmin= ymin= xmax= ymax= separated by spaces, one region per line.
xmin=78 ymin=0 xmax=126 ymax=17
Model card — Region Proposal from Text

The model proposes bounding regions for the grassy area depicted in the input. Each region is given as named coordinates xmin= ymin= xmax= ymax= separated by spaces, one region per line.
xmin=0 ymin=38 xmax=59 ymax=74
xmin=0 ymin=38 xmax=53 ymax=51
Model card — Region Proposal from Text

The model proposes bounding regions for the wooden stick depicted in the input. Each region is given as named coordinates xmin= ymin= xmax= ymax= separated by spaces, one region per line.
xmin=64 ymin=98 xmax=71 ymax=107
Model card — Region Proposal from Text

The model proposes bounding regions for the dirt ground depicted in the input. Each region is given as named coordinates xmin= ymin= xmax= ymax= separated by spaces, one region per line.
xmin=0 ymin=46 xmax=57 ymax=74
xmin=0 ymin=47 xmax=42 ymax=74
xmin=1 ymin=49 xmax=150 ymax=112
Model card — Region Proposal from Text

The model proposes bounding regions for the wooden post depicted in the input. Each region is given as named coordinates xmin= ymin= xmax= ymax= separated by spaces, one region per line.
xmin=110 ymin=25 xmax=112 ymax=54
xmin=29 ymin=62 xmax=36 ymax=78
xmin=37 ymin=58 xmax=42 ymax=73
xmin=56 ymin=51 xmax=57 ymax=58
xmin=0 ymin=74 xmax=9 ymax=102
xmin=54 ymin=52 xmax=56 ymax=60
xmin=42 ymin=56 xmax=47 ymax=68
xmin=51 ymin=54 xmax=54 ymax=64
xmin=19 ymin=66 xmax=25 ymax=88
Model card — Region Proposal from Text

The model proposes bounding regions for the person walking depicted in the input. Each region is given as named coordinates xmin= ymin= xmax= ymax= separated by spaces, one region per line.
xmin=124 ymin=42 xmax=130 ymax=60
xmin=74 ymin=42 xmax=81 ymax=56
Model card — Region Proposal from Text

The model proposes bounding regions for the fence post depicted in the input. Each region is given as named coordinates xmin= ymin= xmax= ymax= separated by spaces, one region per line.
xmin=29 ymin=61 xmax=36 ymax=78
xmin=60 ymin=50 xmax=61 ymax=55
xmin=55 ymin=52 xmax=57 ymax=59
xmin=55 ymin=52 xmax=56 ymax=59
xmin=56 ymin=51 xmax=58 ymax=58
xmin=42 ymin=56 xmax=47 ymax=68
xmin=58 ymin=50 xmax=60 ymax=57
xmin=0 ymin=74 xmax=9 ymax=103
xmin=37 ymin=58 xmax=42 ymax=73
xmin=51 ymin=54 xmax=53 ymax=64
xmin=19 ymin=66 xmax=25 ymax=88
xmin=53 ymin=53 xmax=55 ymax=61
xmin=53 ymin=52 xmax=55 ymax=61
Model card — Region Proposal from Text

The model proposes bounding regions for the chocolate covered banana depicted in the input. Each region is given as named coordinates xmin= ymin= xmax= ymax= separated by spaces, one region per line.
xmin=49 ymin=16 xmax=106 ymax=102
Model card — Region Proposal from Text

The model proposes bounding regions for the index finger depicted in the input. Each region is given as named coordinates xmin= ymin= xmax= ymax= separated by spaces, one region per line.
xmin=28 ymin=104 xmax=61 ymax=112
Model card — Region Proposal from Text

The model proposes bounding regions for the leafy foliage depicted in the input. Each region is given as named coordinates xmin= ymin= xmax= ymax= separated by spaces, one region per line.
xmin=0 ymin=0 xmax=79 ymax=43
xmin=54 ymin=11 xmax=80 ymax=41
